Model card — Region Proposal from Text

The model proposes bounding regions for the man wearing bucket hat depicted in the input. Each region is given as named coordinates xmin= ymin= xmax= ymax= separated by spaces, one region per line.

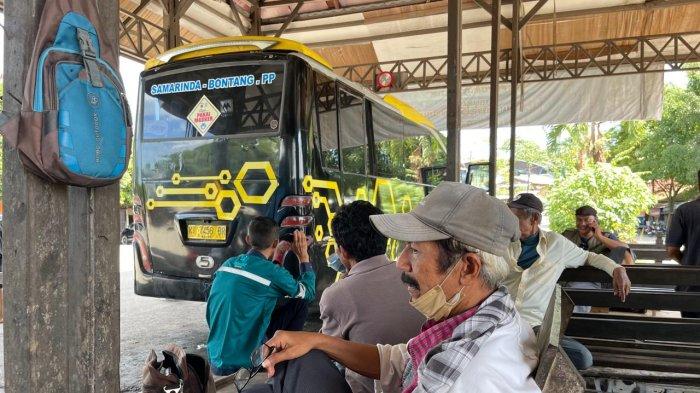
xmin=247 ymin=183 xmax=540 ymax=393
xmin=504 ymin=193 xmax=632 ymax=370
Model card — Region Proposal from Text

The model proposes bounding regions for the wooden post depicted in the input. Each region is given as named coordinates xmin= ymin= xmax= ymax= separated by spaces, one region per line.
xmin=3 ymin=1 xmax=121 ymax=392
xmin=509 ymin=0 xmax=520 ymax=201
xmin=163 ymin=0 xmax=182 ymax=49
xmin=446 ymin=0 xmax=463 ymax=182
xmin=251 ymin=2 xmax=262 ymax=36
xmin=488 ymin=0 xmax=501 ymax=196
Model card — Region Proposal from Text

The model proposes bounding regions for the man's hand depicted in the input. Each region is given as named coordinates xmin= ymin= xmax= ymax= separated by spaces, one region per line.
xmin=273 ymin=240 xmax=292 ymax=265
xmin=290 ymin=230 xmax=310 ymax=262
xmin=588 ymin=219 xmax=605 ymax=240
xmin=262 ymin=330 xmax=382 ymax=380
xmin=612 ymin=266 xmax=631 ymax=302
xmin=666 ymin=246 xmax=683 ymax=263
xmin=263 ymin=331 xmax=319 ymax=377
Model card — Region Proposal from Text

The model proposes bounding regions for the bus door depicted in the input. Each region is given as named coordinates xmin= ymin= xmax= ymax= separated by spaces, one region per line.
xmin=311 ymin=74 xmax=344 ymax=259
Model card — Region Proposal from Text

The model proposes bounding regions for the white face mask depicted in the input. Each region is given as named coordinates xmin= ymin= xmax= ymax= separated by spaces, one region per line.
xmin=326 ymin=253 xmax=346 ymax=274
xmin=409 ymin=261 xmax=464 ymax=321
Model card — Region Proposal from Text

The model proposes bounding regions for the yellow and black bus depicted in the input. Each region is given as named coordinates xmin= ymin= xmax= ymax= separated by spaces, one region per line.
xmin=132 ymin=36 xmax=447 ymax=302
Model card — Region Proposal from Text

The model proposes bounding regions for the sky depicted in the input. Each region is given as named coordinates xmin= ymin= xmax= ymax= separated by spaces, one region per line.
xmin=0 ymin=12 xmax=691 ymax=164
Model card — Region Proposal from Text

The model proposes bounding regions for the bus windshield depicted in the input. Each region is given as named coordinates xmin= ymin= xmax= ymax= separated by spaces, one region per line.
xmin=141 ymin=62 xmax=285 ymax=140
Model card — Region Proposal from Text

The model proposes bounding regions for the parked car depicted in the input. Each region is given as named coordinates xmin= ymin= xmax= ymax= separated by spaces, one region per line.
xmin=121 ymin=224 xmax=134 ymax=245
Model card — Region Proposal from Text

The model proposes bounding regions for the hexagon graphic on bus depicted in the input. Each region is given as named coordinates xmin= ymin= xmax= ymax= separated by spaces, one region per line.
xmin=145 ymin=161 xmax=279 ymax=221
xmin=233 ymin=161 xmax=279 ymax=204
xmin=302 ymin=175 xmax=422 ymax=260
xmin=146 ymin=165 xmax=425 ymax=260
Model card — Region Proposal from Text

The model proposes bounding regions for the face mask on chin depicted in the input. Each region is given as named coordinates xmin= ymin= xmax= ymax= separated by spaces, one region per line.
xmin=409 ymin=260 xmax=464 ymax=321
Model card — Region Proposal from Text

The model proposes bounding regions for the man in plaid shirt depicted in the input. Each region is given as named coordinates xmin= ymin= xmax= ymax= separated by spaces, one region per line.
xmin=247 ymin=183 xmax=540 ymax=393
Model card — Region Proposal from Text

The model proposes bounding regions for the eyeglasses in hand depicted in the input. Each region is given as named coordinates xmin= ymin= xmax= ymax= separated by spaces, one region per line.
xmin=234 ymin=343 xmax=275 ymax=392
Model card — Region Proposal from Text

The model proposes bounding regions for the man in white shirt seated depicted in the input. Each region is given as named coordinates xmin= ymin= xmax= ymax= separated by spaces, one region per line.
xmin=246 ymin=183 xmax=541 ymax=393
xmin=503 ymin=193 xmax=632 ymax=370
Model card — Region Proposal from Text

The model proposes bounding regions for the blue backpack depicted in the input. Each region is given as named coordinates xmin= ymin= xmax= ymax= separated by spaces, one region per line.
xmin=2 ymin=2 xmax=132 ymax=187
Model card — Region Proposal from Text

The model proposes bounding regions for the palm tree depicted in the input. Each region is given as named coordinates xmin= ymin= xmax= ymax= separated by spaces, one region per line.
xmin=546 ymin=122 xmax=606 ymax=171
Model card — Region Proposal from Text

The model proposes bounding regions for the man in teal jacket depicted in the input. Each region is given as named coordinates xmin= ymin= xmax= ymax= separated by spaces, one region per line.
xmin=206 ymin=217 xmax=316 ymax=376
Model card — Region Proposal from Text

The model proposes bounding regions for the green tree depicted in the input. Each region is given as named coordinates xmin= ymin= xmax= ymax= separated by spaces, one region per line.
xmin=607 ymin=72 xmax=700 ymax=218
xmin=501 ymin=139 xmax=548 ymax=167
xmin=500 ymin=139 xmax=549 ymax=193
xmin=119 ymin=154 xmax=134 ymax=208
xmin=376 ymin=134 xmax=447 ymax=182
xmin=546 ymin=122 xmax=606 ymax=176
xmin=547 ymin=163 xmax=655 ymax=241
xmin=605 ymin=120 xmax=649 ymax=168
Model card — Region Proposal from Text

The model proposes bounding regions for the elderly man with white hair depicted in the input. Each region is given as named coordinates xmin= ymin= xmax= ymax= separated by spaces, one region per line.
xmin=245 ymin=182 xmax=541 ymax=393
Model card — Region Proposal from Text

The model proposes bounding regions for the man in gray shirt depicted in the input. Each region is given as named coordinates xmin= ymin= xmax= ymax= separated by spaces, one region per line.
xmin=667 ymin=169 xmax=700 ymax=318
xmin=320 ymin=201 xmax=425 ymax=393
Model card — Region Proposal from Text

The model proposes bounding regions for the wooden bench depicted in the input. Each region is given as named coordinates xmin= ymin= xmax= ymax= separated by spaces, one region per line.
xmin=534 ymin=285 xmax=586 ymax=393
xmin=558 ymin=265 xmax=700 ymax=389
xmin=629 ymin=244 xmax=668 ymax=264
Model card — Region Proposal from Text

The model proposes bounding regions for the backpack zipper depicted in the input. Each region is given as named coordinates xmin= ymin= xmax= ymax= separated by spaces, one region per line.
xmin=35 ymin=47 xmax=125 ymax=112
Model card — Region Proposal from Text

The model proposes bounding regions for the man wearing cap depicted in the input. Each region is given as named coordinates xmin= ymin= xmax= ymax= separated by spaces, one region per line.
xmin=247 ymin=183 xmax=540 ymax=393
xmin=561 ymin=205 xmax=634 ymax=265
xmin=505 ymin=193 xmax=632 ymax=370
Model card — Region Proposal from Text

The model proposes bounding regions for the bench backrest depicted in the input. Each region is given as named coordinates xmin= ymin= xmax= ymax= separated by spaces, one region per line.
xmin=559 ymin=265 xmax=700 ymax=313
xmin=558 ymin=265 xmax=700 ymax=375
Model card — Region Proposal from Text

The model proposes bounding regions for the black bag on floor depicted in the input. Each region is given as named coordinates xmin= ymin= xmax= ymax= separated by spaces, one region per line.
xmin=142 ymin=344 xmax=215 ymax=393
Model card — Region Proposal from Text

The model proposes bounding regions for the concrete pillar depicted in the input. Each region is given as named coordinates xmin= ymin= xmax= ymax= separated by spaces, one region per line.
xmin=3 ymin=1 xmax=121 ymax=391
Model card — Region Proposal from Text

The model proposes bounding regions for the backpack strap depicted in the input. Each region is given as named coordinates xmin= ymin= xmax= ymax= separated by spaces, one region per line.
xmin=76 ymin=28 xmax=103 ymax=88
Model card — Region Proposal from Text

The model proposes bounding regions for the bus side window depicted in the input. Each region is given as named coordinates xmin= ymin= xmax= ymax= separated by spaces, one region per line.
xmin=315 ymin=74 xmax=339 ymax=170
xmin=338 ymin=87 xmax=366 ymax=175
xmin=371 ymin=103 xmax=406 ymax=180
xmin=403 ymin=120 xmax=446 ymax=184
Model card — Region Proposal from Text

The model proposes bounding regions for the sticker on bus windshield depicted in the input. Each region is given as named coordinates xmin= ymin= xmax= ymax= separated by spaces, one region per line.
xmin=187 ymin=95 xmax=221 ymax=136
xmin=219 ymin=98 xmax=234 ymax=116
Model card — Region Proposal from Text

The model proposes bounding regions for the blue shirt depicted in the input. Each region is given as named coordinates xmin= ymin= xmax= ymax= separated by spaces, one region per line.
xmin=517 ymin=233 xmax=540 ymax=269
xmin=206 ymin=250 xmax=316 ymax=370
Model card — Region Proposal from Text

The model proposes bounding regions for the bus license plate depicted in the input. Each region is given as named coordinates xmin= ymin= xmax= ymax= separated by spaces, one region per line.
xmin=187 ymin=224 xmax=227 ymax=241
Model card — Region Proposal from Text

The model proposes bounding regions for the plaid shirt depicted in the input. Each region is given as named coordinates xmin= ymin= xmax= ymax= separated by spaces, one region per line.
xmin=399 ymin=287 xmax=517 ymax=393
xmin=403 ymin=305 xmax=479 ymax=393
